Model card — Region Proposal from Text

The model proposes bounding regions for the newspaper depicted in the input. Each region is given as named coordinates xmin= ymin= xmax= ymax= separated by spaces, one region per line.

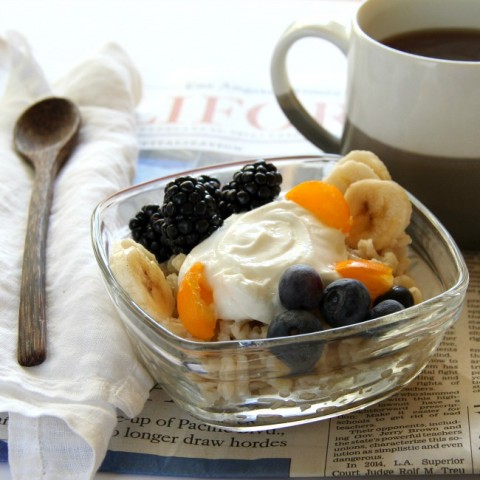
xmin=133 ymin=79 xmax=343 ymax=183
xmin=1 ymin=82 xmax=479 ymax=478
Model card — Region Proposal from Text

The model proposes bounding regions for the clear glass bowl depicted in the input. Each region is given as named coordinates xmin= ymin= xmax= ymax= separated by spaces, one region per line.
xmin=91 ymin=155 xmax=468 ymax=431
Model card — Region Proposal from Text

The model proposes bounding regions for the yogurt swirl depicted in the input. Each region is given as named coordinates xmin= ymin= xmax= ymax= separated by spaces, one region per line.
xmin=178 ymin=200 xmax=348 ymax=324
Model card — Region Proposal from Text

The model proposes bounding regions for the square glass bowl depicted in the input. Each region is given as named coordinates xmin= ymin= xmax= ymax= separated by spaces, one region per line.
xmin=92 ymin=155 xmax=468 ymax=431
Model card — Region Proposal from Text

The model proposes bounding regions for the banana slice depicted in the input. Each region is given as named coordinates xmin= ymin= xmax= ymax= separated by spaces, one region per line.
xmin=110 ymin=238 xmax=175 ymax=320
xmin=344 ymin=179 xmax=412 ymax=251
xmin=338 ymin=150 xmax=391 ymax=181
xmin=324 ymin=159 xmax=380 ymax=193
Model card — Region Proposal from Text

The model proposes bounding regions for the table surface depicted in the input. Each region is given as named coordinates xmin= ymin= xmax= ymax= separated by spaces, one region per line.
xmin=0 ymin=1 xmax=363 ymax=479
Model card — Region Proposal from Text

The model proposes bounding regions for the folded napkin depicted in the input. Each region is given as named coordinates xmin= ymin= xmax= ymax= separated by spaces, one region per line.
xmin=0 ymin=32 xmax=154 ymax=479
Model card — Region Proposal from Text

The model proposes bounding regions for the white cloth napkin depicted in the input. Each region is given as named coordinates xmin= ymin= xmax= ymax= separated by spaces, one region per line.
xmin=0 ymin=32 xmax=154 ymax=479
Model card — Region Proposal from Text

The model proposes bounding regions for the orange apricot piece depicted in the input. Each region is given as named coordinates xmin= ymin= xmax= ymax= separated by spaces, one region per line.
xmin=286 ymin=180 xmax=352 ymax=234
xmin=334 ymin=258 xmax=393 ymax=300
xmin=177 ymin=262 xmax=217 ymax=340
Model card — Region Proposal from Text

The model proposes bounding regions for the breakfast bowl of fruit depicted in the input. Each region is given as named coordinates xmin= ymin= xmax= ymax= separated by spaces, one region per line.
xmin=91 ymin=152 xmax=468 ymax=431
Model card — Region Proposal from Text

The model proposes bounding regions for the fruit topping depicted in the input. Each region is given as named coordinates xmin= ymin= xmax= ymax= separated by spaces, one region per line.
xmin=219 ymin=160 xmax=282 ymax=218
xmin=129 ymin=204 xmax=159 ymax=242
xmin=276 ymin=262 xmax=407 ymax=337
xmin=319 ymin=278 xmax=371 ymax=328
xmin=128 ymin=204 xmax=173 ymax=262
xmin=278 ymin=264 xmax=323 ymax=310
xmin=177 ymin=262 xmax=217 ymax=340
xmin=110 ymin=239 xmax=175 ymax=320
xmin=123 ymin=156 xmax=415 ymax=346
xmin=334 ymin=258 xmax=393 ymax=300
xmin=344 ymin=178 xmax=411 ymax=251
xmin=374 ymin=285 xmax=414 ymax=308
xmin=336 ymin=150 xmax=392 ymax=181
xmin=197 ymin=174 xmax=222 ymax=202
xmin=267 ymin=310 xmax=323 ymax=373
xmin=369 ymin=299 xmax=405 ymax=320
xmin=128 ymin=160 xmax=282 ymax=259
xmin=324 ymin=159 xmax=380 ymax=194
xmin=285 ymin=180 xmax=352 ymax=234
xmin=161 ymin=176 xmax=224 ymax=255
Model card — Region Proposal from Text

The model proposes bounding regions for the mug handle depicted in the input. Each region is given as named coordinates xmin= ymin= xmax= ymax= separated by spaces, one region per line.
xmin=271 ymin=21 xmax=350 ymax=153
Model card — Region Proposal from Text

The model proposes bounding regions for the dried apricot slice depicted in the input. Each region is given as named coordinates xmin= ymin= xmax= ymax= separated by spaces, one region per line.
xmin=334 ymin=258 xmax=393 ymax=300
xmin=177 ymin=262 xmax=217 ymax=340
xmin=286 ymin=180 xmax=352 ymax=234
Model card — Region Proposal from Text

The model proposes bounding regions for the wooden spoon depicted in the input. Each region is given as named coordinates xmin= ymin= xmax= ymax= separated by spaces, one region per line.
xmin=14 ymin=97 xmax=81 ymax=367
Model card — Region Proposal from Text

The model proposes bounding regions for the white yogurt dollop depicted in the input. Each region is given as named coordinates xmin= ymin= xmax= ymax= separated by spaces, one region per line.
xmin=178 ymin=200 xmax=347 ymax=324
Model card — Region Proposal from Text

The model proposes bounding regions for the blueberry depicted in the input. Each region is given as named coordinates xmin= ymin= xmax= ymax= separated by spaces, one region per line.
xmin=369 ymin=299 xmax=405 ymax=320
xmin=319 ymin=278 xmax=371 ymax=328
xmin=267 ymin=310 xmax=323 ymax=373
xmin=278 ymin=264 xmax=323 ymax=310
xmin=374 ymin=285 xmax=414 ymax=308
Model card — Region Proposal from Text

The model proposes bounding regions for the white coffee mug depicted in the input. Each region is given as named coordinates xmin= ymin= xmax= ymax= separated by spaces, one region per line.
xmin=271 ymin=0 xmax=480 ymax=249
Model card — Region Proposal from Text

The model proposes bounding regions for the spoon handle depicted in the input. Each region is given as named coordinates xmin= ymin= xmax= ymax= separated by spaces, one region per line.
xmin=18 ymin=160 xmax=55 ymax=367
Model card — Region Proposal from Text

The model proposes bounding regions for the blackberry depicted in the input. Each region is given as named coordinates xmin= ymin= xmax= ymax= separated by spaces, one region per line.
xmin=197 ymin=175 xmax=222 ymax=202
xmin=161 ymin=176 xmax=223 ymax=254
xmin=128 ymin=205 xmax=173 ymax=262
xmin=219 ymin=160 xmax=282 ymax=218
xmin=129 ymin=204 xmax=159 ymax=242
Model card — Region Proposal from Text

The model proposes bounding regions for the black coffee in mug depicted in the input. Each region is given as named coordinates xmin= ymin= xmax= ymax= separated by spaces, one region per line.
xmin=382 ymin=28 xmax=480 ymax=61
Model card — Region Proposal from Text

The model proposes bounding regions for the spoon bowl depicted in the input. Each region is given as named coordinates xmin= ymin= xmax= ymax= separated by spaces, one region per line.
xmin=15 ymin=96 xmax=81 ymax=169
xmin=14 ymin=96 xmax=81 ymax=367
